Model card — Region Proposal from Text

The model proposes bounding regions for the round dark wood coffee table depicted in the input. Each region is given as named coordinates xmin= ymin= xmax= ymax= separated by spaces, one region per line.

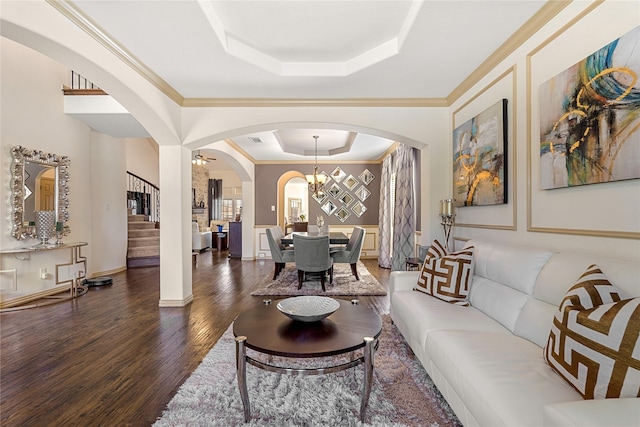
xmin=233 ymin=298 xmax=382 ymax=423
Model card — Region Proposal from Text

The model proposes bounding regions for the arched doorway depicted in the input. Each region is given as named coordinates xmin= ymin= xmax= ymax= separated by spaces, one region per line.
xmin=284 ymin=176 xmax=308 ymax=223
xmin=276 ymin=171 xmax=306 ymax=230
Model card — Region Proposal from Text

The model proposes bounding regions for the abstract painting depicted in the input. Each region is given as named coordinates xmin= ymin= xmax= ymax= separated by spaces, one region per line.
xmin=539 ymin=26 xmax=640 ymax=190
xmin=453 ymin=99 xmax=508 ymax=206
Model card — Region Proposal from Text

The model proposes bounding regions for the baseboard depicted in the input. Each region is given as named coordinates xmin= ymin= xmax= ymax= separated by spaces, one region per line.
xmin=158 ymin=294 xmax=194 ymax=307
xmin=90 ymin=266 xmax=127 ymax=278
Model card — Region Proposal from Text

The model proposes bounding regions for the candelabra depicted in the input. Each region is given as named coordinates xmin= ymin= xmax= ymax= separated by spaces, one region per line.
xmin=439 ymin=199 xmax=455 ymax=252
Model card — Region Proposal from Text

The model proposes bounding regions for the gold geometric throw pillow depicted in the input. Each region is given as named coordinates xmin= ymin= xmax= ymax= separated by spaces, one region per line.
xmin=415 ymin=246 xmax=474 ymax=306
xmin=558 ymin=264 xmax=621 ymax=311
xmin=544 ymin=265 xmax=640 ymax=399
xmin=424 ymin=238 xmax=448 ymax=261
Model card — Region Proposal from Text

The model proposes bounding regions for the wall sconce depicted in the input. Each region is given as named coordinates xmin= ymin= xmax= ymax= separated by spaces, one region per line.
xmin=439 ymin=199 xmax=455 ymax=251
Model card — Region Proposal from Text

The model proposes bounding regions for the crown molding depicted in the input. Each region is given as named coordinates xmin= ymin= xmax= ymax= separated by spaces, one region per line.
xmin=182 ymin=98 xmax=447 ymax=108
xmin=225 ymin=139 xmax=395 ymax=165
xmin=447 ymin=0 xmax=572 ymax=105
xmin=47 ymin=0 xmax=184 ymax=105
xmin=49 ymin=0 xmax=571 ymax=110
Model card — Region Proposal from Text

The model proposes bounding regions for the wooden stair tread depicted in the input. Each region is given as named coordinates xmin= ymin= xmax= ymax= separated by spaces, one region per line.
xmin=127 ymin=215 xmax=160 ymax=264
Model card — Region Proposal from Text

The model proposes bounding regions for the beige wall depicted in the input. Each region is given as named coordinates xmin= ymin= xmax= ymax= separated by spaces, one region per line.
xmin=125 ymin=138 xmax=159 ymax=187
xmin=0 ymin=37 xmax=162 ymax=304
xmin=448 ymin=0 xmax=640 ymax=260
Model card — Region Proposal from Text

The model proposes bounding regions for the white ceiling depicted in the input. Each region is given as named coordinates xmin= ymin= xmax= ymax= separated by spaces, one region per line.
xmin=65 ymin=0 xmax=548 ymax=161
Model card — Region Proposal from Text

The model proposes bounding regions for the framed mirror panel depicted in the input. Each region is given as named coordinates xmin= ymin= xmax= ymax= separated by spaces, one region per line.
xmin=327 ymin=183 xmax=342 ymax=199
xmin=321 ymin=200 xmax=337 ymax=216
xmin=330 ymin=167 xmax=346 ymax=183
xmin=359 ymin=169 xmax=375 ymax=185
xmin=343 ymin=175 xmax=359 ymax=191
xmin=312 ymin=191 xmax=328 ymax=204
xmin=354 ymin=185 xmax=371 ymax=202
xmin=11 ymin=146 xmax=70 ymax=240
xmin=352 ymin=201 xmax=367 ymax=217
xmin=339 ymin=192 xmax=354 ymax=206
xmin=335 ymin=206 xmax=351 ymax=222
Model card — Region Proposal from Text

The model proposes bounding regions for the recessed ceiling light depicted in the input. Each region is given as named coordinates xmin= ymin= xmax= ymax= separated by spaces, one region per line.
xmin=249 ymin=137 xmax=262 ymax=143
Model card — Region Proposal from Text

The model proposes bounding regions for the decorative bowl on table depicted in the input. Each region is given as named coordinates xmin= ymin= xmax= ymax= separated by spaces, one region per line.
xmin=277 ymin=296 xmax=340 ymax=322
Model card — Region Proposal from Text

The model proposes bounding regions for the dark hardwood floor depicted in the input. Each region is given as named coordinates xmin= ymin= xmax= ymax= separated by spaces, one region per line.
xmin=0 ymin=250 xmax=390 ymax=426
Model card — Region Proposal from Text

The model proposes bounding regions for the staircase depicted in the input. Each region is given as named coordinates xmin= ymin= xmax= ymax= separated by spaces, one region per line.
xmin=127 ymin=214 xmax=160 ymax=268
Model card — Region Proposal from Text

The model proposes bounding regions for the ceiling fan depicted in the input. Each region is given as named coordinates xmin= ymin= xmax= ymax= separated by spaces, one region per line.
xmin=192 ymin=150 xmax=216 ymax=165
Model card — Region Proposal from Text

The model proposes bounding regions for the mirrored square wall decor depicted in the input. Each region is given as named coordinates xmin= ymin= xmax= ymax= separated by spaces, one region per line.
xmin=307 ymin=165 xmax=375 ymax=221
xmin=343 ymin=175 xmax=359 ymax=191
xmin=327 ymin=183 xmax=342 ymax=199
xmin=335 ymin=207 xmax=351 ymax=222
xmin=358 ymin=169 xmax=375 ymax=186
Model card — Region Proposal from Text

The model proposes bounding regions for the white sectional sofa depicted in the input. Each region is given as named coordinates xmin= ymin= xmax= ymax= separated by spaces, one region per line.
xmin=390 ymin=239 xmax=640 ymax=427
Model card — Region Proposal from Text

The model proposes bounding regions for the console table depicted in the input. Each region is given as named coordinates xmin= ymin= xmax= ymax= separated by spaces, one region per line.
xmin=0 ymin=242 xmax=88 ymax=309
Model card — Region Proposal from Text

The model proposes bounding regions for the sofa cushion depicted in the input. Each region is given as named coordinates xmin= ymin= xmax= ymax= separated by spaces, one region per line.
xmin=415 ymin=246 xmax=475 ymax=306
xmin=469 ymin=276 xmax=530 ymax=333
xmin=465 ymin=239 xmax=553 ymax=295
xmin=544 ymin=265 xmax=640 ymax=399
xmin=426 ymin=330 xmax=580 ymax=427
xmin=533 ymin=253 xmax=640 ymax=307
xmin=543 ymin=398 xmax=640 ymax=427
xmin=390 ymin=289 xmax=510 ymax=363
xmin=517 ymin=252 xmax=640 ymax=349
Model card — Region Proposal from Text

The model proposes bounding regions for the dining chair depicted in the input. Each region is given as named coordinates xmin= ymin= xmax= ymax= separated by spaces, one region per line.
xmin=266 ymin=226 xmax=295 ymax=280
xmin=330 ymin=226 xmax=366 ymax=280
xmin=293 ymin=234 xmax=333 ymax=291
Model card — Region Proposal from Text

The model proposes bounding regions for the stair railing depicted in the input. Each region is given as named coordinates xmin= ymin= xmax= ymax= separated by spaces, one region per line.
xmin=127 ymin=171 xmax=160 ymax=223
xmin=71 ymin=71 xmax=99 ymax=90
xmin=62 ymin=71 xmax=107 ymax=95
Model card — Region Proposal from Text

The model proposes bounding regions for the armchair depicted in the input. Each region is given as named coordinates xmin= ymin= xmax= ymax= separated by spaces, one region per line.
xmin=192 ymin=222 xmax=212 ymax=251
xmin=266 ymin=226 xmax=295 ymax=279
xmin=330 ymin=226 xmax=365 ymax=280
xmin=293 ymin=234 xmax=333 ymax=291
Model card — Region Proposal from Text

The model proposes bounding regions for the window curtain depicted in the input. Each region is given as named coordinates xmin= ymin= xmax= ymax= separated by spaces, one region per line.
xmin=208 ymin=179 xmax=223 ymax=221
xmin=378 ymin=154 xmax=393 ymax=268
xmin=391 ymin=144 xmax=416 ymax=271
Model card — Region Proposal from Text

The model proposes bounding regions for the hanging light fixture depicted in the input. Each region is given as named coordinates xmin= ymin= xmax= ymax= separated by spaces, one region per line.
xmin=192 ymin=150 xmax=214 ymax=165
xmin=305 ymin=135 xmax=327 ymax=197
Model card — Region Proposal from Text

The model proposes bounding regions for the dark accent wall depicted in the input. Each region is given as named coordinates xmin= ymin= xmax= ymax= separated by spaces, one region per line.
xmin=255 ymin=163 xmax=382 ymax=225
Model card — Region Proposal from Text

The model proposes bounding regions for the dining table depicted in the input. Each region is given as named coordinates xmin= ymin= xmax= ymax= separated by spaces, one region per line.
xmin=281 ymin=231 xmax=349 ymax=246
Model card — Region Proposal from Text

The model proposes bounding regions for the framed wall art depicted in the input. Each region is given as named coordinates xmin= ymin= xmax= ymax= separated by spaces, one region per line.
xmin=453 ymin=99 xmax=508 ymax=206
xmin=539 ymin=25 xmax=640 ymax=190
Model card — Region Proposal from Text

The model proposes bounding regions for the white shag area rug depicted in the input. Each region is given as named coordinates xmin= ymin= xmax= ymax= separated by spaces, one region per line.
xmin=251 ymin=262 xmax=387 ymax=296
xmin=154 ymin=315 xmax=461 ymax=427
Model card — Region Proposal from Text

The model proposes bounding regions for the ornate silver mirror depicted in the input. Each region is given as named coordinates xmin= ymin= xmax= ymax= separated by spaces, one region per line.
xmin=10 ymin=146 xmax=70 ymax=240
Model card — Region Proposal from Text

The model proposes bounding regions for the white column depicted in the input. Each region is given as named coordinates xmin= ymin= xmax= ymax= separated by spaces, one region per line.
xmin=158 ymin=145 xmax=193 ymax=306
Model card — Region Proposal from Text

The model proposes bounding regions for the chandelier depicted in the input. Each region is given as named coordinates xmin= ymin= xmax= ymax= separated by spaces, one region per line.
xmin=305 ymin=135 xmax=327 ymax=197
